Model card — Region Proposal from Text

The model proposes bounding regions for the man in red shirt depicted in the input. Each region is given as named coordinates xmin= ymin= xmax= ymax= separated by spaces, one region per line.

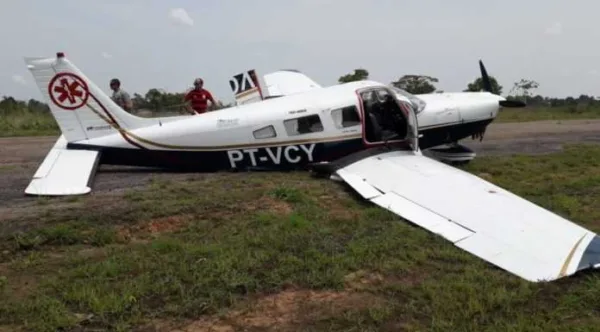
xmin=184 ymin=78 xmax=217 ymax=114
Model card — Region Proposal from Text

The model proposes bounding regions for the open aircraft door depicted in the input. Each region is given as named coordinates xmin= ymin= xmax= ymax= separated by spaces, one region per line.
xmin=397 ymin=98 xmax=420 ymax=152
xmin=356 ymin=87 xmax=417 ymax=149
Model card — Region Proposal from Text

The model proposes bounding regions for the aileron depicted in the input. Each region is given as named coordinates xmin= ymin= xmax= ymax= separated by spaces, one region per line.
xmin=335 ymin=169 xmax=383 ymax=199
xmin=370 ymin=192 xmax=474 ymax=243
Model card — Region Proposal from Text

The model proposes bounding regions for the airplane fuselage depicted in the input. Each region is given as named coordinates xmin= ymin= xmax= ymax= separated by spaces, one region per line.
xmin=63 ymin=80 xmax=416 ymax=171
xmin=257 ymin=68 xmax=511 ymax=161
xmin=64 ymin=82 xmax=501 ymax=172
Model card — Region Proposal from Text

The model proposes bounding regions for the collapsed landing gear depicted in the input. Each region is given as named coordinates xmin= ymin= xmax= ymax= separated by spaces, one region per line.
xmin=422 ymin=142 xmax=475 ymax=166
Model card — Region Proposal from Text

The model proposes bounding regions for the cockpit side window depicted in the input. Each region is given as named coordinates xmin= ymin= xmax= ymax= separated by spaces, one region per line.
xmin=331 ymin=105 xmax=360 ymax=129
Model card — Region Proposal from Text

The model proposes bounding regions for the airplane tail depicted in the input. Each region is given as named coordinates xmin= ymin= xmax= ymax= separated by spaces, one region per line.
xmin=24 ymin=52 xmax=153 ymax=143
xmin=228 ymin=69 xmax=267 ymax=105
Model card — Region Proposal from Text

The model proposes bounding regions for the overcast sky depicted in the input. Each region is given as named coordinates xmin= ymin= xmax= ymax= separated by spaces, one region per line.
xmin=1 ymin=0 xmax=598 ymax=103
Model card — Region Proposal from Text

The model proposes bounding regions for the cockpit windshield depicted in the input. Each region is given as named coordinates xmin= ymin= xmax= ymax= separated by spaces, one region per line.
xmin=388 ymin=86 xmax=427 ymax=114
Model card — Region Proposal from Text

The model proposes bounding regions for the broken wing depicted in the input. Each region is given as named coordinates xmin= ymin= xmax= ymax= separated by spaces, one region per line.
xmin=334 ymin=149 xmax=600 ymax=282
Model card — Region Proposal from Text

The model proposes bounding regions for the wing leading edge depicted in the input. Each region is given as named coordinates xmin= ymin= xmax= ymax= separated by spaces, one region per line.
xmin=334 ymin=149 xmax=600 ymax=282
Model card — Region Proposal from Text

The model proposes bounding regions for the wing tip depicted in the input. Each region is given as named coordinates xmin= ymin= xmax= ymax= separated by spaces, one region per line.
xmin=24 ymin=186 xmax=92 ymax=196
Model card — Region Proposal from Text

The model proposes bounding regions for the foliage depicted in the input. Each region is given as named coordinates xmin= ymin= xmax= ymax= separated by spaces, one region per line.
xmin=338 ymin=69 xmax=369 ymax=83
xmin=391 ymin=75 xmax=439 ymax=94
xmin=508 ymin=79 xmax=540 ymax=101
xmin=0 ymin=96 xmax=50 ymax=115
xmin=0 ymin=96 xmax=58 ymax=136
xmin=464 ymin=76 xmax=503 ymax=95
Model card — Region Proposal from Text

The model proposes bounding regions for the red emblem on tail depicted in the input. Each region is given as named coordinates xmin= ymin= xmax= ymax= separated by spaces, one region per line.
xmin=48 ymin=72 xmax=89 ymax=110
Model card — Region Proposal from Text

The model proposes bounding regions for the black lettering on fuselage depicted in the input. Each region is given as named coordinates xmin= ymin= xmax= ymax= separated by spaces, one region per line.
xmin=226 ymin=144 xmax=316 ymax=168
xmin=229 ymin=70 xmax=258 ymax=96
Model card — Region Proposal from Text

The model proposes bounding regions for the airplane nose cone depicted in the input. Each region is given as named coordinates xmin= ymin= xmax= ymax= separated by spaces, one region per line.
xmin=451 ymin=94 xmax=501 ymax=123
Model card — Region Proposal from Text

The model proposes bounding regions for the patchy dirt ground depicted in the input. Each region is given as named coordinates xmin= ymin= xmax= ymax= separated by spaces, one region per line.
xmin=463 ymin=119 xmax=600 ymax=155
xmin=142 ymin=287 xmax=385 ymax=332
xmin=1 ymin=119 xmax=600 ymax=207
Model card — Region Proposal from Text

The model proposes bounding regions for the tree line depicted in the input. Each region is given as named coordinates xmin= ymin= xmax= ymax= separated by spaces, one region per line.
xmin=1 ymin=70 xmax=599 ymax=115
xmin=338 ymin=69 xmax=598 ymax=108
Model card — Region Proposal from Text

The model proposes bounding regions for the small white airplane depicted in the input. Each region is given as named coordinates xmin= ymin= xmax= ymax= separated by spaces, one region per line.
xmin=22 ymin=52 xmax=600 ymax=283
xmin=228 ymin=63 xmax=526 ymax=165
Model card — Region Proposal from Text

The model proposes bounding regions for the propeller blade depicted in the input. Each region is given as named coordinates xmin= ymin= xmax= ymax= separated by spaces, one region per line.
xmin=479 ymin=60 xmax=493 ymax=93
xmin=500 ymin=100 xmax=526 ymax=108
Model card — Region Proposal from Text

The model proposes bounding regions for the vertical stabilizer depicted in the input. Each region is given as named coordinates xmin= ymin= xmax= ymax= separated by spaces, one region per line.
xmin=24 ymin=52 xmax=155 ymax=142
xmin=229 ymin=69 xmax=266 ymax=105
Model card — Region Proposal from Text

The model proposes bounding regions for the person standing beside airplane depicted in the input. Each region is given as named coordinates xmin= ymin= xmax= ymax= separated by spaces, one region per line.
xmin=184 ymin=78 xmax=217 ymax=114
xmin=109 ymin=78 xmax=133 ymax=112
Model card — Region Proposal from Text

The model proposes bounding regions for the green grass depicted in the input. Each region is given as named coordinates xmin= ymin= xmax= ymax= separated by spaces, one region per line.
xmin=2 ymin=144 xmax=600 ymax=331
xmin=0 ymin=110 xmax=181 ymax=137
xmin=0 ymin=111 xmax=59 ymax=137
xmin=496 ymin=105 xmax=600 ymax=123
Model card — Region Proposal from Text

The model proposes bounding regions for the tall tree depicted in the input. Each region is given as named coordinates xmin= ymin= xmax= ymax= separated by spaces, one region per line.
xmin=338 ymin=69 xmax=369 ymax=83
xmin=464 ymin=76 xmax=503 ymax=95
xmin=509 ymin=79 xmax=539 ymax=100
xmin=391 ymin=75 xmax=438 ymax=94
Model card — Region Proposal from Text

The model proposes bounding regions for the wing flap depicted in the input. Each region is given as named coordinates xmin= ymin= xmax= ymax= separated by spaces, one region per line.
xmin=25 ymin=137 xmax=100 ymax=196
xmin=335 ymin=149 xmax=599 ymax=282
xmin=370 ymin=191 xmax=474 ymax=243
xmin=335 ymin=169 xmax=383 ymax=200
xmin=337 ymin=167 xmax=474 ymax=244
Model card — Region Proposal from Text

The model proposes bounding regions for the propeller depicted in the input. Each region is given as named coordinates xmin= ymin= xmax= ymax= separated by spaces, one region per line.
xmin=478 ymin=60 xmax=526 ymax=108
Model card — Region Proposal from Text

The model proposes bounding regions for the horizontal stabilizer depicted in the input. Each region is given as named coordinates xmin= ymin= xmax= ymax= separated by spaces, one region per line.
xmin=263 ymin=70 xmax=321 ymax=96
xmin=25 ymin=135 xmax=100 ymax=196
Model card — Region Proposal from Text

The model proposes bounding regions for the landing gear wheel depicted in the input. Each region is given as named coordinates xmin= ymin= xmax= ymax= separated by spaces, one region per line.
xmin=423 ymin=143 xmax=476 ymax=166
xmin=450 ymin=159 xmax=471 ymax=166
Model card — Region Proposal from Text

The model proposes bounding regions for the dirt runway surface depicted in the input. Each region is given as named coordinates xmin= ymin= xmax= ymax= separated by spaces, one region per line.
xmin=1 ymin=119 xmax=600 ymax=206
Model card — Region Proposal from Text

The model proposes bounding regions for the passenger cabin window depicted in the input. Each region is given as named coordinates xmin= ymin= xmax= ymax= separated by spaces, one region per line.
xmin=284 ymin=114 xmax=324 ymax=136
xmin=253 ymin=125 xmax=276 ymax=139
xmin=331 ymin=106 xmax=360 ymax=129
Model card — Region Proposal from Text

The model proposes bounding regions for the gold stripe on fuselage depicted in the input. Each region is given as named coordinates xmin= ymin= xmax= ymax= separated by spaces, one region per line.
xmin=85 ymin=103 xmax=363 ymax=151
